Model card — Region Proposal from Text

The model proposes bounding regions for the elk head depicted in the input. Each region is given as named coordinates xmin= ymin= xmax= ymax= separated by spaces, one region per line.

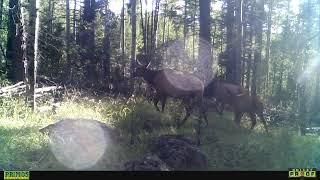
xmin=133 ymin=53 xmax=152 ymax=78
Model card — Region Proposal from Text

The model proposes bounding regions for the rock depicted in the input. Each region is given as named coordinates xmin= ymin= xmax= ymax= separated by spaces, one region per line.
xmin=123 ymin=153 xmax=170 ymax=171
xmin=149 ymin=135 xmax=208 ymax=170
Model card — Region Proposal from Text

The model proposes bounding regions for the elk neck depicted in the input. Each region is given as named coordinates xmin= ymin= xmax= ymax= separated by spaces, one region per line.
xmin=142 ymin=69 xmax=162 ymax=86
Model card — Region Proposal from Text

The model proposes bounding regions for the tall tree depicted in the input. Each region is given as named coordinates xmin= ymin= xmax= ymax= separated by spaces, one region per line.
xmin=64 ymin=0 xmax=71 ymax=81
xmin=121 ymin=0 xmax=125 ymax=63
xmin=0 ymin=0 xmax=3 ymax=27
xmin=6 ymin=0 xmax=23 ymax=82
xmin=251 ymin=0 xmax=264 ymax=96
xmin=151 ymin=0 xmax=160 ymax=52
xmin=140 ymin=0 xmax=147 ymax=53
xmin=225 ymin=0 xmax=235 ymax=82
xmin=234 ymin=0 xmax=242 ymax=84
xmin=25 ymin=0 xmax=41 ymax=110
xmin=316 ymin=1 xmax=320 ymax=108
xmin=130 ymin=0 xmax=136 ymax=79
xmin=103 ymin=0 xmax=110 ymax=89
xmin=80 ymin=0 xmax=97 ymax=87
xmin=21 ymin=0 xmax=28 ymax=103
xmin=73 ymin=0 xmax=77 ymax=41
xmin=32 ymin=0 xmax=41 ymax=110
xmin=198 ymin=0 xmax=212 ymax=83
xmin=265 ymin=0 xmax=273 ymax=98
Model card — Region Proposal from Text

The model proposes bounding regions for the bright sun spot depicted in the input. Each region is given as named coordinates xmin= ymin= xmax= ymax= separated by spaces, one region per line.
xmin=109 ymin=0 xmax=154 ymax=15
xmin=297 ymin=53 xmax=320 ymax=84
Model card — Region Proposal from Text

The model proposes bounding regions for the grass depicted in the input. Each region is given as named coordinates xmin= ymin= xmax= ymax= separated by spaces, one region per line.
xmin=0 ymin=94 xmax=320 ymax=171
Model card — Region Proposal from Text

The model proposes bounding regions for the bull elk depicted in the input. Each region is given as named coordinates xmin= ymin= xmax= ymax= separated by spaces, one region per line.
xmin=133 ymin=54 xmax=208 ymax=145
xmin=204 ymin=78 xmax=269 ymax=133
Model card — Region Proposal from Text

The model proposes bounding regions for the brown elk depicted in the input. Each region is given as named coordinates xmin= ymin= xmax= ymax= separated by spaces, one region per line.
xmin=133 ymin=54 xmax=208 ymax=129
xmin=204 ymin=78 xmax=269 ymax=133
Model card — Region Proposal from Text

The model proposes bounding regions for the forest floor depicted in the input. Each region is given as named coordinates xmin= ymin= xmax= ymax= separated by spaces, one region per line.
xmin=0 ymin=94 xmax=320 ymax=171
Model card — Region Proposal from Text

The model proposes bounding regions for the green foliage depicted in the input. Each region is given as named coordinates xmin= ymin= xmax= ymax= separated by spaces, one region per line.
xmin=0 ymin=95 xmax=320 ymax=170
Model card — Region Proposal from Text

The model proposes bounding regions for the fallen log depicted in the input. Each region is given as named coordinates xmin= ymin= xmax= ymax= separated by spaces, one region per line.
xmin=0 ymin=82 xmax=63 ymax=98
xmin=0 ymin=82 xmax=25 ymax=93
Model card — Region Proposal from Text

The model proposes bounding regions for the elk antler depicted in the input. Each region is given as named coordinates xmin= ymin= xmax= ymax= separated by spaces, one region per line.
xmin=136 ymin=58 xmax=144 ymax=67
xmin=146 ymin=60 xmax=152 ymax=69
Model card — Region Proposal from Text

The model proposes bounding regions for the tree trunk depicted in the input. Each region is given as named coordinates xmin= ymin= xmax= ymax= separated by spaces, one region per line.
xmin=234 ymin=0 xmax=242 ymax=84
xmin=225 ymin=0 xmax=235 ymax=82
xmin=103 ymin=0 xmax=110 ymax=89
xmin=317 ymin=2 xmax=320 ymax=97
xmin=81 ymin=0 xmax=97 ymax=87
xmin=121 ymin=0 xmax=125 ymax=61
xmin=0 ymin=0 xmax=3 ymax=27
xmin=21 ymin=2 xmax=28 ymax=103
xmin=140 ymin=0 xmax=147 ymax=53
xmin=32 ymin=0 xmax=41 ymax=110
xmin=6 ymin=0 xmax=23 ymax=82
xmin=246 ymin=16 xmax=254 ymax=91
xmin=73 ymin=0 xmax=77 ymax=42
xmin=150 ymin=0 xmax=154 ymax=52
xmin=50 ymin=0 xmax=54 ymax=34
xmin=265 ymin=0 xmax=272 ymax=95
xmin=145 ymin=0 xmax=148 ymax=53
xmin=65 ymin=0 xmax=71 ymax=82
xmin=151 ymin=0 xmax=160 ymax=52
xmin=183 ymin=0 xmax=187 ymax=49
xmin=198 ymin=0 xmax=212 ymax=83
xmin=252 ymin=0 xmax=264 ymax=96
xmin=130 ymin=0 xmax=137 ymax=80
xmin=25 ymin=0 xmax=40 ymax=110
xmin=162 ymin=2 xmax=167 ymax=45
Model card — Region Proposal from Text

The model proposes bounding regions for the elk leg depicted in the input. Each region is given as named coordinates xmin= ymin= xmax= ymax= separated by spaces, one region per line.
xmin=200 ymin=103 xmax=208 ymax=127
xmin=218 ymin=103 xmax=225 ymax=115
xmin=258 ymin=112 xmax=269 ymax=134
xmin=234 ymin=112 xmax=244 ymax=127
xmin=161 ymin=96 xmax=167 ymax=112
xmin=153 ymin=95 xmax=161 ymax=112
xmin=249 ymin=112 xmax=257 ymax=130
xmin=196 ymin=118 xmax=201 ymax=146
xmin=178 ymin=103 xmax=192 ymax=128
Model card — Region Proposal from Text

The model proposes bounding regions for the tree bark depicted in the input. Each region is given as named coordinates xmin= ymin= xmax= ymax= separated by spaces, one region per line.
xmin=130 ymin=0 xmax=137 ymax=79
xmin=198 ymin=0 xmax=212 ymax=83
xmin=121 ymin=0 xmax=125 ymax=61
xmin=21 ymin=2 xmax=28 ymax=103
xmin=235 ymin=0 xmax=242 ymax=84
xmin=0 ymin=0 xmax=3 ymax=27
xmin=225 ymin=0 xmax=235 ymax=82
xmin=265 ymin=0 xmax=273 ymax=95
xmin=65 ymin=0 xmax=71 ymax=82
xmin=103 ymin=0 xmax=110 ymax=89
xmin=151 ymin=0 xmax=160 ymax=52
xmin=183 ymin=0 xmax=187 ymax=49
xmin=73 ymin=0 xmax=77 ymax=41
xmin=7 ymin=0 xmax=23 ymax=82
xmin=252 ymin=0 xmax=264 ymax=96
xmin=81 ymin=0 xmax=97 ymax=87
xmin=140 ymin=0 xmax=147 ymax=53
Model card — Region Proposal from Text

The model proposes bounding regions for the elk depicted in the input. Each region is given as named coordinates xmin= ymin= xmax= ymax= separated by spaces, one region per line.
xmin=133 ymin=54 xmax=208 ymax=129
xmin=204 ymin=78 xmax=269 ymax=133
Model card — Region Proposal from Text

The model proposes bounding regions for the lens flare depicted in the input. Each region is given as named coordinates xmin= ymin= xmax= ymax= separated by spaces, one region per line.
xmin=297 ymin=54 xmax=320 ymax=84
xmin=158 ymin=37 xmax=218 ymax=89
xmin=48 ymin=119 xmax=108 ymax=170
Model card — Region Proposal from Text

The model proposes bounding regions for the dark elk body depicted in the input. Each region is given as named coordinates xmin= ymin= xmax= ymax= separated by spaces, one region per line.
xmin=204 ymin=78 xmax=269 ymax=133
xmin=133 ymin=54 xmax=208 ymax=129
